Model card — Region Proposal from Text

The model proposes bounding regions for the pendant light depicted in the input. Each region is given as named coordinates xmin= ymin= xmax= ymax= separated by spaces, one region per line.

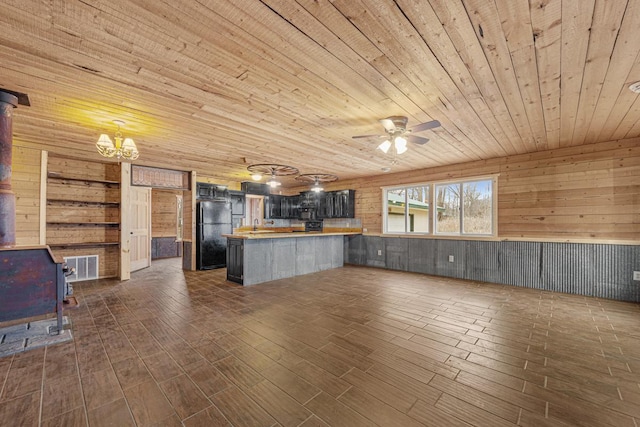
xmin=295 ymin=173 xmax=338 ymax=192
xmin=247 ymin=164 xmax=299 ymax=188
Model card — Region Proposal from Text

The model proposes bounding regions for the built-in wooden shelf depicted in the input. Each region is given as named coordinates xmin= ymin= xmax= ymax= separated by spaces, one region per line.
xmin=48 ymin=242 xmax=120 ymax=248
xmin=47 ymin=199 xmax=120 ymax=207
xmin=47 ymin=173 xmax=120 ymax=185
xmin=46 ymin=222 xmax=120 ymax=226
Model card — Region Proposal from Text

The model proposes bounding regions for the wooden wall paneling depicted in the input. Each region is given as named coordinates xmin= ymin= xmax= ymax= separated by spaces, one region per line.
xmin=47 ymin=155 xmax=120 ymax=182
xmin=47 ymin=204 xmax=120 ymax=223
xmin=151 ymin=189 xmax=180 ymax=237
xmin=46 ymin=225 xmax=120 ymax=245
xmin=12 ymin=146 xmax=42 ymax=246
xmin=46 ymin=180 xmax=121 ymax=203
xmin=339 ymin=139 xmax=640 ymax=242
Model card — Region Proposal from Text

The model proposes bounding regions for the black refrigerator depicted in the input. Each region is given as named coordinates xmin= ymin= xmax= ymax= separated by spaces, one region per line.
xmin=196 ymin=200 xmax=233 ymax=269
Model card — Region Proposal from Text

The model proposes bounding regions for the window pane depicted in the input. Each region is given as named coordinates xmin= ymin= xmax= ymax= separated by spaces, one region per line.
xmin=435 ymin=183 xmax=460 ymax=233
xmin=386 ymin=188 xmax=406 ymax=233
xmin=463 ymin=180 xmax=492 ymax=234
xmin=406 ymin=185 xmax=429 ymax=232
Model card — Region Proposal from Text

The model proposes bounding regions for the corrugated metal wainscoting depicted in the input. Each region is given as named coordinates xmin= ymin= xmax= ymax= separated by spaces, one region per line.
xmin=344 ymin=236 xmax=640 ymax=302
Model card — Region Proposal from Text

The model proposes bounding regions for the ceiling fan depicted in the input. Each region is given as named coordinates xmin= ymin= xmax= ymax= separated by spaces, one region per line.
xmin=352 ymin=116 xmax=441 ymax=155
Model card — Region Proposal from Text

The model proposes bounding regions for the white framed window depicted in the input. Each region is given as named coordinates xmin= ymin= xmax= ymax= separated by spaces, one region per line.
xmin=383 ymin=176 xmax=496 ymax=236
xmin=435 ymin=178 xmax=494 ymax=236
xmin=383 ymin=185 xmax=431 ymax=234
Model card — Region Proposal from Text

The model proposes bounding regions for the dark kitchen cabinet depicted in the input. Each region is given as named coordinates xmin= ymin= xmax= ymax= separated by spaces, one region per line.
xmin=196 ymin=182 xmax=229 ymax=200
xmin=241 ymin=181 xmax=271 ymax=196
xmin=265 ymin=194 xmax=283 ymax=219
xmin=226 ymin=238 xmax=243 ymax=284
xmin=265 ymin=194 xmax=300 ymax=219
xmin=315 ymin=190 xmax=356 ymax=219
xmin=229 ymin=190 xmax=245 ymax=217
xmin=282 ymin=195 xmax=300 ymax=218
xmin=264 ymin=190 xmax=355 ymax=219
xmin=300 ymin=191 xmax=321 ymax=209
xmin=331 ymin=189 xmax=355 ymax=218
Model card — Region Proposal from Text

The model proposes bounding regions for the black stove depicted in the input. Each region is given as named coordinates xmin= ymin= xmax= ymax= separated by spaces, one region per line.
xmin=304 ymin=220 xmax=323 ymax=232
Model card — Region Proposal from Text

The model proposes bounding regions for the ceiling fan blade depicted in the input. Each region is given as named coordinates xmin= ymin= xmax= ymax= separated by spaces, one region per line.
xmin=379 ymin=118 xmax=398 ymax=132
xmin=406 ymin=135 xmax=430 ymax=145
xmin=352 ymin=134 xmax=385 ymax=139
xmin=409 ymin=120 xmax=441 ymax=133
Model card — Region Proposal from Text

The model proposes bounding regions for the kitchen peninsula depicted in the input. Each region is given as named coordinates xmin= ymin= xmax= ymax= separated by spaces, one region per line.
xmin=224 ymin=230 xmax=360 ymax=285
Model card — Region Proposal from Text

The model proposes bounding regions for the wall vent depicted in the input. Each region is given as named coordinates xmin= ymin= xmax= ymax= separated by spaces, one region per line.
xmin=63 ymin=255 xmax=99 ymax=282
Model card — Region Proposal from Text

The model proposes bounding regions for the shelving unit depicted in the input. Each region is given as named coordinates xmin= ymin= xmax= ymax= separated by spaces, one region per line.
xmin=45 ymin=155 xmax=121 ymax=278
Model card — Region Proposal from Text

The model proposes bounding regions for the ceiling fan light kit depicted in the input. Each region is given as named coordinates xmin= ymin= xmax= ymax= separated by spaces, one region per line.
xmin=354 ymin=115 xmax=441 ymax=156
xmin=378 ymin=136 xmax=407 ymax=154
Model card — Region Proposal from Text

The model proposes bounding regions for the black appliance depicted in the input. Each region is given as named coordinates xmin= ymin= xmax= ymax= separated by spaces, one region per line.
xmin=196 ymin=200 xmax=232 ymax=269
xmin=304 ymin=220 xmax=323 ymax=232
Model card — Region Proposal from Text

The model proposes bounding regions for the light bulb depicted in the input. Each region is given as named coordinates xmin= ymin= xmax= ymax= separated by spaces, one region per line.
xmin=377 ymin=140 xmax=391 ymax=153
xmin=251 ymin=173 xmax=262 ymax=181
xmin=395 ymin=136 xmax=407 ymax=154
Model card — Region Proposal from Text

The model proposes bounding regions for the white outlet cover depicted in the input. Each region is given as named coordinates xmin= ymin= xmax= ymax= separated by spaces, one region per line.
xmin=448 ymin=255 xmax=454 ymax=262
xmin=633 ymin=271 xmax=640 ymax=281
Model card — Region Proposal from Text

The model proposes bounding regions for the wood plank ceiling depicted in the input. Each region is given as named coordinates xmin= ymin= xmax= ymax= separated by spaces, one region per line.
xmin=1 ymin=0 xmax=639 ymax=185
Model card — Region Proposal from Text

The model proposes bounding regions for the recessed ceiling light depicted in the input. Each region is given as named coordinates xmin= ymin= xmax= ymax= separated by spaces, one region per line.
xmin=629 ymin=82 xmax=640 ymax=94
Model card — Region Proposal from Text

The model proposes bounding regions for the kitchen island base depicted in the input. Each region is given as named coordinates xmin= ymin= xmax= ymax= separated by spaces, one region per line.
xmin=226 ymin=234 xmax=345 ymax=285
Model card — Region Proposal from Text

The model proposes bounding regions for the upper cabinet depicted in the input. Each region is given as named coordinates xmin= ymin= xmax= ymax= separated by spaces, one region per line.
xmin=267 ymin=190 xmax=355 ymax=219
xmin=320 ymin=190 xmax=355 ymax=219
xmin=229 ymin=190 xmax=246 ymax=217
xmin=196 ymin=182 xmax=229 ymax=200
xmin=241 ymin=181 xmax=271 ymax=196
xmin=265 ymin=194 xmax=300 ymax=219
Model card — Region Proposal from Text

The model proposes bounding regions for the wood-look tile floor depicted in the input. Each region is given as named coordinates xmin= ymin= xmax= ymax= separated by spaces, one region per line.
xmin=2 ymin=258 xmax=640 ymax=426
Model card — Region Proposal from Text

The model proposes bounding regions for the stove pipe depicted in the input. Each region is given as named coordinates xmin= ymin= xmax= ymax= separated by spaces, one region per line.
xmin=0 ymin=91 xmax=18 ymax=247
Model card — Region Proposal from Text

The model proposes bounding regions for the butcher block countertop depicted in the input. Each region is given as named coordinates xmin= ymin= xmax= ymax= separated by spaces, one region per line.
xmin=224 ymin=229 xmax=361 ymax=240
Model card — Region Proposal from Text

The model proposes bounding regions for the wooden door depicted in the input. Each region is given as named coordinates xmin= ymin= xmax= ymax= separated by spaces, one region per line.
xmin=130 ymin=186 xmax=151 ymax=272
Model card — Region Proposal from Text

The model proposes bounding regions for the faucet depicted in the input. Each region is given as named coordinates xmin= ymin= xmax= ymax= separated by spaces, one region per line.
xmin=253 ymin=218 xmax=259 ymax=231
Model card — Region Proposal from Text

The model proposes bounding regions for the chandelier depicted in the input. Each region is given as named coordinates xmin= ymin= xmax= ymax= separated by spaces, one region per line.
xmin=295 ymin=173 xmax=338 ymax=192
xmin=246 ymin=164 xmax=299 ymax=188
xmin=96 ymin=120 xmax=139 ymax=160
